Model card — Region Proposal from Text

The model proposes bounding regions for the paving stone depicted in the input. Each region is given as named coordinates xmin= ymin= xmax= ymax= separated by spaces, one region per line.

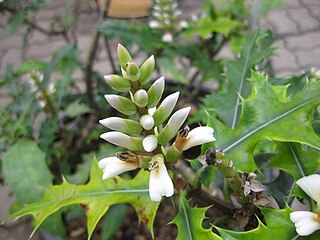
xmin=284 ymin=0 xmax=303 ymax=8
xmin=287 ymin=8 xmax=320 ymax=30
xmin=296 ymin=47 xmax=320 ymax=68
xmin=309 ymin=6 xmax=320 ymax=20
xmin=270 ymin=46 xmax=299 ymax=71
xmin=265 ymin=10 xmax=298 ymax=34
xmin=77 ymin=35 xmax=93 ymax=61
xmin=300 ymin=0 xmax=320 ymax=7
xmin=0 ymin=34 xmax=23 ymax=51
xmin=0 ymin=49 xmax=23 ymax=75
xmin=94 ymin=60 xmax=113 ymax=75
xmin=285 ymin=32 xmax=320 ymax=49
xmin=25 ymin=40 xmax=66 ymax=59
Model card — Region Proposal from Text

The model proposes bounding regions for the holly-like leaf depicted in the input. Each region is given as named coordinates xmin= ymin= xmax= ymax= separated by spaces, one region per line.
xmin=4 ymin=159 xmax=159 ymax=239
xmin=172 ymin=194 xmax=221 ymax=240
xmin=215 ymin=207 xmax=296 ymax=240
xmin=204 ymin=30 xmax=275 ymax=128
xmin=266 ymin=142 xmax=320 ymax=180
xmin=209 ymin=72 xmax=320 ymax=172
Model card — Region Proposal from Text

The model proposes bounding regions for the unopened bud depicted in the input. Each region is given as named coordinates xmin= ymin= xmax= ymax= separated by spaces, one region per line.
xmin=117 ymin=44 xmax=132 ymax=70
xmin=142 ymin=135 xmax=158 ymax=152
xmin=104 ymin=74 xmax=131 ymax=92
xmin=139 ymin=55 xmax=155 ymax=85
xmin=99 ymin=117 xmax=142 ymax=135
xmin=105 ymin=94 xmax=137 ymax=115
xmin=100 ymin=131 xmax=143 ymax=151
xmin=134 ymin=89 xmax=148 ymax=108
xmin=140 ymin=114 xmax=154 ymax=130
xmin=147 ymin=76 xmax=165 ymax=108
xmin=153 ymin=91 xmax=180 ymax=126
xmin=158 ymin=107 xmax=191 ymax=144
xmin=126 ymin=62 xmax=140 ymax=81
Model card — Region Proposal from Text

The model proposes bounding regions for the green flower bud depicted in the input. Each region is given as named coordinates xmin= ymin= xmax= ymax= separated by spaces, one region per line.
xmin=126 ymin=62 xmax=140 ymax=81
xmin=104 ymin=74 xmax=131 ymax=92
xmin=105 ymin=94 xmax=137 ymax=115
xmin=153 ymin=91 xmax=180 ymax=126
xmin=165 ymin=144 xmax=182 ymax=162
xmin=139 ymin=55 xmax=155 ymax=85
xmin=99 ymin=117 xmax=143 ymax=135
xmin=158 ymin=107 xmax=191 ymax=144
xmin=147 ymin=77 xmax=165 ymax=108
xmin=117 ymin=43 xmax=132 ymax=69
xmin=134 ymin=89 xmax=148 ymax=108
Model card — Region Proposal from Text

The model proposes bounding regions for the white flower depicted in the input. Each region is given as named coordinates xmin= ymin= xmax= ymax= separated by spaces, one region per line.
xmin=149 ymin=155 xmax=174 ymax=201
xmin=290 ymin=211 xmax=320 ymax=236
xmin=162 ymin=32 xmax=173 ymax=43
xmin=296 ymin=174 xmax=320 ymax=203
xmin=149 ymin=20 xmax=160 ymax=28
xmin=142 ymin=135 xmax=158 ymax=152
xmin=290 ymin=174 xmax=320 ymax=236
xmin=98 ymin=156 xmax=139 ymax=180
xmin=176 ymin=126 xmax=216 ymax=151
xmin=100 ymin=131 xmax=143 ymax=151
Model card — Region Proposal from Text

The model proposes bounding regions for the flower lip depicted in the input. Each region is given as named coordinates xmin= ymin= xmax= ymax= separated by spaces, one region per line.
xmin=296 ymin=174 xmax=320 ymax=203
xmin=148 ymin=155 xmax=174 ymax=202
xmin=290 ymin=211 xmax=320 ymax=236
xmin=98 ymin=156 xmax=139 ymax=180
xmin=175 ymin=126 xmax=215 ymax=151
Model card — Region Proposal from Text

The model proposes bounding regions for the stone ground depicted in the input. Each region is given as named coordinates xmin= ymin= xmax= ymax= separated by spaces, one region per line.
xmin=0 ymin=0 xmax=320 ymax=239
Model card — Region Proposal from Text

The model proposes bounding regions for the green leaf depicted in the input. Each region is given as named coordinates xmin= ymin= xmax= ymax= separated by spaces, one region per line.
xmin=5 ymin=159 xmax=159 ymax=239
xmin=158 ymin=57 xmax=189 ymax=84
xmin=209 ymin=72 xmax=320 ymax=172
xmin=101 ymin=204 xmax=127 ymax=240
xmin=65 ymin=100 xmax=91 ymax=118
xmin=185 ymin=17 xmax=242 ymax=38
xmin=205 ymin=30 xmax=275 ymax=128
xmin=215 ymin=207 xmax=296 ymax=240
xmin=6 ymin=10 xmax=26 ymax=35
xmin=172 ymin=194 xmax=222 ymax=240
xmin=2 ymin=139 xmax=53 ymax=203
xmin=266 ymin=142 xmax=320 ymax=180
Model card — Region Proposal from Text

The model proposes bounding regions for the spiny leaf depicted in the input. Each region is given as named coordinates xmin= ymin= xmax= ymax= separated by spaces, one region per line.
xmin=4 ymin=159 xmax=159 ymax=239
xmin=172 ymin=193 xmax=221 ymax=240
xmin=267 ymin=142 xmax=320 ymax=180
xmin=215 ymin=207 xmax=296 ymax=240
xmin=204 ymin=30 xmax=275 ymax=128
xmin=209 ymin=72 xmax=320 ymax=172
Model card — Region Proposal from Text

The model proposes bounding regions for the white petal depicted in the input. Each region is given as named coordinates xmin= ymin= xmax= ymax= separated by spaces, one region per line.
xmin=142 ymin=135 xmax=158 ymax=152
xmin=290 ymin=211 xmax=320 ymax=236
xmin=148 ymin=107 xmax=156 ymax=116
xmin=149 ymin=164 xmax=174 ymax=202
xmin=140 ymin=115 xmax=154 ymax=130
xmin=98 ymin=157 xmax=138 ymax=180
xmin=162 ymin=32 xmax=173 ymax=42
xmin=297 ymin=174 xmax=320 ymax=203
xmin=182 ymin=126 xmax=216 ymax=151
xmin=149 ymin=20 xmax=159 ymax=28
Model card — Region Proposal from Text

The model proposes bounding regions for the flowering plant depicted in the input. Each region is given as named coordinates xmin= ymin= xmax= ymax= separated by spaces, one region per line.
xmin=1 ymin=1 xmax=320 ymax=239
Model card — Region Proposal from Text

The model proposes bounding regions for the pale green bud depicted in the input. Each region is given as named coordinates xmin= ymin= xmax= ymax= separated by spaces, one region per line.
xmin=158 ymin=107 xmax=191 ymax=144
xmin=117 ymin=43 xmax=132 ymax=70
xmin=142 ymin=135 xmax=158 ymax=152
xmin=153 ymin=91 xmax=180 ymax=126
xmin=147 ymin=76 xmax=165 ymax=108
xmin=126 ymin=62 xmax=140 ymax=81
xmin=104 ymin=74 xmax=131 ymax=92
xmin=99 ymin=117 xmax=143 ymax=135
xmin=105 ymin=94 xmax=137 ymax=115
xmin=140 ymin=114 xmax=154 ymax=130
xmin=134 ymin=89 xmax=148 ymax=108
xmin=139 ymin=55 xmax=155 ymax=85
xmin=165 ymin=144 xmax=182 ymax=162
xmin=100 ymin=131 xmax=143 ymax=151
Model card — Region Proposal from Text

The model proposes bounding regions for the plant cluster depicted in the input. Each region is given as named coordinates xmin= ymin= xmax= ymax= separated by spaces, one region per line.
xmin=1 ymin=0 xmax=320 ymax=239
